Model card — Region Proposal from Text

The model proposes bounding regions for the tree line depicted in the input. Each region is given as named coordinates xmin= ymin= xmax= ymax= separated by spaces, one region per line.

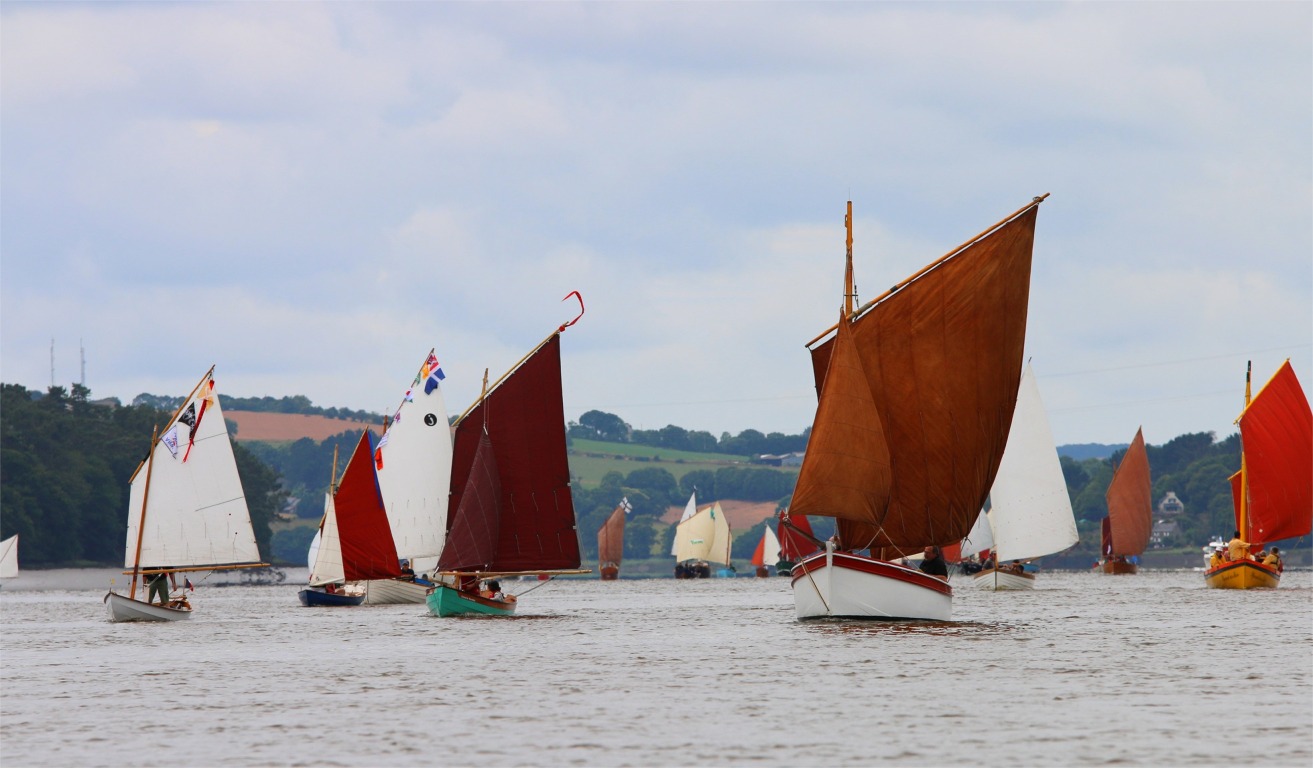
xmin=568 ymin=409 xmax=809 ymax=457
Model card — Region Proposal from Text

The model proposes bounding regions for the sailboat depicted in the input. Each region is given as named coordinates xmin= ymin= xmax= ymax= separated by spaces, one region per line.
xmin=788 ymin=197 xmax=1044 ymax=621
xmin=427 ymin=294 xmax=589 ymax=616
xmin=1098 ymin=428 xmax=1151 ymax=574
xmin=776 ymin=511 xmax=817 ymax=575
xmin=1205 ymin=361 xmax=1311 ymax=589
xmin=670 ymin=491 xmax=698 ymax=557
xmin=673 ymin=502 xmax=732 ymax=578
xmin=105 ymin=367 xmax=267 ymax=622
xmin=299 ymin=441 xmax=381 ymax=607
xmin=972 ymin=364 xmax=1079 ymax=590
xmin=598 ymin=498 xmax=629 ymax=580
xmin=357 ymin=350 xmax=453 ymax=604
xmin=751 ymin=526 xmax=781 ymax=577
xmin=0 ymin=534 xmax=17 ymax=583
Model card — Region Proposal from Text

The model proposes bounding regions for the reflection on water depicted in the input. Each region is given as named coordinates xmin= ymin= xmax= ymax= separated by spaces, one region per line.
xmin=2 ymin=568 xmax=1310 ymax=767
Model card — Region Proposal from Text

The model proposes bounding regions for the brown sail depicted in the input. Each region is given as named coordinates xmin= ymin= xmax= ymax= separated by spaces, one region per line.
xmin=1104 ymin=427 xmax=1152 ymax=557
xmin=597 ymin=503 xmax=626 ymax=569
xmin=791 ymin=200 xmax=1041 ymax=553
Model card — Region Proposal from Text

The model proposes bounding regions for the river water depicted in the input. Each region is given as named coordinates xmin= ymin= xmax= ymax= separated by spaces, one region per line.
xmin=2 ymin=568 xmax=1310 ymax=767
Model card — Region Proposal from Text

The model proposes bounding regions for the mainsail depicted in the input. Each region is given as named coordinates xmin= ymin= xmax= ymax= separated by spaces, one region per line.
xmin=674 ymin=502 xmax=731 ymax=566
xmin=1236 ymin=360 xmax=1312 ymax=546
xmin=791 ymin=201 xmax=1040 ymax=555
xmin=987 ymin=364 xmax=1079 ymax=562
xmin=1104 ymin=428 xmax=1152 ymax=557
xmin=598 ymin=502 xmax=626 ymax=568
xmin=751 ymin=526 xmax=781 ymax=567
xmin=670 ymin=492 xmax=697 ymax=555
xmin=335 ymin=430 xmax=402 ymax=581
xmin=124 ymin=369 xmax=262 ymax=572
xmin=441 ymin=333 xmax=581 ymax=573
xmin=374 ymin=350 xmax=453 ymax=568
xmin=0 ymin=534 xmax=17 ymax=579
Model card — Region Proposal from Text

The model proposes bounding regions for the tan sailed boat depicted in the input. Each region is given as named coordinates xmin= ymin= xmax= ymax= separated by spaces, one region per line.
xmin=1204 ymin=361 xmax=1311 ymax=589
xmin=787 ymin=196 xmax=1044 ymax=620
xmin=598 ymin=499 xmax=628 ymax=580
xmin=1099 ymin=428 xmax=1151 ymax=574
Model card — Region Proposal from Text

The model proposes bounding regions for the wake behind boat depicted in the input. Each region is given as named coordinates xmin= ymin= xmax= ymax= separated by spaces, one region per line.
xmin=788 ymin=197 xmax=1045 ymax=621
xmin=106 ymin=367 xmax=267 ymax=622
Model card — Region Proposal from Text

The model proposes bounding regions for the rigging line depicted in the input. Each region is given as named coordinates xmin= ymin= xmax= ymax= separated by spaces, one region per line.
xmin=1040 ymin=343 xmax=1310 ymax=379
xmin=510 ymin=575 xmax=556 ymax=599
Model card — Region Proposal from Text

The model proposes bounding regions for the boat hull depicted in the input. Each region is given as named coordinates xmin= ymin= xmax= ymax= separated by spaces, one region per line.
xmin=298 ymin=588 xmax=366 ymax=607
xmin=1204 ymin=559 xmax=1280 ymax=589
xmin=357 ymin=577 xmax=431 ymax=605
xmin=790 ymin=550 xmax=952 ymax=621
xmin=426 ymin=583 xmax=517 ymax=617
xmin=971 ymin=568 xmax=1035 ymax=591
xmin=1101 ymin=559 xmax=1138 ymax=574
xmin=104 ymin=591 xmax=192 ymax=623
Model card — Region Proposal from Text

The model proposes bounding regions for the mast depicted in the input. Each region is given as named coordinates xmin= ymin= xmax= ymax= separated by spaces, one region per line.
xmin=129 ymin=425 xmax=160 ymax=600
xmin=844 ymin=201 xmax=855 ymax=319
xmin=1239 ymin=361 xmax=1252 ymax=542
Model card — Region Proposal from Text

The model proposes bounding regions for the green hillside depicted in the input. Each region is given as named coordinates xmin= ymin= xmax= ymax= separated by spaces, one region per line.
xmin=568 ymin=437 xmax=794 ymax=488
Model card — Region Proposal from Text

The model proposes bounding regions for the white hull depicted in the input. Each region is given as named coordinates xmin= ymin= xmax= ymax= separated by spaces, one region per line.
xmin=358 ymin=577 xmax=429 ymax=605
xmin=971 ymin=568 xmax=1035 ymax=591
xmin=791 ymin=550 xmax=952 ymax=621
xmin=104 ymin=591 xmax=192 ymax=623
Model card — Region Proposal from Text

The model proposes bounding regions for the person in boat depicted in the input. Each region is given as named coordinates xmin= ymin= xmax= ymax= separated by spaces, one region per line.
xmin=1209 ymin=547 xmax=1225 ymax=568
xmin=325 ymin=582 xmax=338 ymax=594
xmin=146 ymin=570 xmax=177 ymax=606
xmin=399 ymin=560 xmax=415 ymax=577
xmin=918 ymin=546 xmax=949 ymax=580
xmin=1263 ymin=547 xmax=1283 ymax=571
xmin=1227 ymin=530 xmax=1252 ymax=562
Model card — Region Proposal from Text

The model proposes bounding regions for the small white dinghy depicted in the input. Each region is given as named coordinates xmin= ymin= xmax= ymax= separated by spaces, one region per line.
xmin=105 ymin=366 xmax=266 ymax=622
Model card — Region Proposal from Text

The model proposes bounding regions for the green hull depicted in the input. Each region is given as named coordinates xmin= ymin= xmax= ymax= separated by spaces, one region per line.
xmin=426 ymin=583 xmax=517 ymax=617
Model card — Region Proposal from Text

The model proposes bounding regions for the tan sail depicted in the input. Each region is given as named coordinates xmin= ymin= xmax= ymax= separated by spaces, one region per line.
xmin=597 ymin=503 xmax=626 ymax=568
xmin=1105 ymin=427 xmax=1152 ymax=557
xmin=792 ymin=202 xmax=1041 ymax=553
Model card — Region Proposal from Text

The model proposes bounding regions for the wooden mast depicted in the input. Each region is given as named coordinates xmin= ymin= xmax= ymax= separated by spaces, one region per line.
xmin=129 ymin=424 xmax=160 ymax=599
xmin=1239 ymin=361 xmax=1252 ymax=544
xmin=844 ymin=200 xmax=855 ymax=319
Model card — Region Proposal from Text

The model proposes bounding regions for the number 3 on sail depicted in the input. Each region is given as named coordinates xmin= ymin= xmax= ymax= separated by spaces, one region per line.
xmin=789 ymin=197 xmax=1047 ymax=621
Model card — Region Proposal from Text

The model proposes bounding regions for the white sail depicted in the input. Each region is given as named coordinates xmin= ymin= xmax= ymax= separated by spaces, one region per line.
xmin=123 ymin=371 xmax=261 ymax=570
xmin=308 ymin=493 xmax=345 ymax=587
xmin=988 ymin=364 xmax=1079 ymax=562
xmin=670 ymin=491 xmax=698 ymax=555
xmin=374 ymin=351 xmax=453 ymax=565
xmin=961 ymin=508 xmax=995 ymax=557
xmin=0 ymin=534 xmax=17 ymax=578
xmin=306 ymin=530 xmax=321 ymax=571
xmin=761 ymin=526 xmax=781 ymax=565
xmin=674 ymin=502 xmax=731 ymax=566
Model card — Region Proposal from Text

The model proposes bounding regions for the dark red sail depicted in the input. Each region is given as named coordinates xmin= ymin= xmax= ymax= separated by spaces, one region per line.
xmin=335 ymin=430 xmax=401 ymax=581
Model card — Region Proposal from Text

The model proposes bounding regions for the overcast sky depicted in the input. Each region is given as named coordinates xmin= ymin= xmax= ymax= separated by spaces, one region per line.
xmin=2 ymin=1 xmax=1309 ymax=447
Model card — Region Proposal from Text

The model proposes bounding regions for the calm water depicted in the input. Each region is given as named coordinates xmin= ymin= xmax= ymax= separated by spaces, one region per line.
xmin=2 ymin=568 xmax=1310 ymax=767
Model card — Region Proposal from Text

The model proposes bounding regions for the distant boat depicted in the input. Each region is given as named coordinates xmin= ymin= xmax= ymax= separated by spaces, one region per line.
xmin=598 ymin=498 xmax=629 ymax=580
xmin=789 ymin=197 xmax=1044 ymax=620
xmin=670 ymin=491 xmax=697 ymax=556
xmin=1205 ymin=361 xmax=1311 ymax=589
xmin=775 ymin=511 xmax=817 ymax=576
xmin=972 ymin=364 xmax=1079 ymax=590
xmin=105 ymin=367 xmax=267 ymax=622
xmin=1099 ymin=428 xmax=1152 ymax=575
xmin=673 ymin=502 xmax=732 ymax=578
xmin=428 ymin=295 xmax=588 ymax=617
xmin=0 ymin=534 xmax=17 ymax=581
xmin=300 ymin=438 xmax=392 ymax=608
xmin=358 ymin=349 xmax=453 ymax=604
xmin=751 ymin=526 xmax=781 ymax=577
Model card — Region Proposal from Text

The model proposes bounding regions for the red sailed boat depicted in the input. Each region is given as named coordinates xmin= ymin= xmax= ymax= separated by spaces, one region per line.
xmin=1099 ymin=428 xmax=1152 ymax=575
xmin=598 ymin=500 xmax=628 ymax=580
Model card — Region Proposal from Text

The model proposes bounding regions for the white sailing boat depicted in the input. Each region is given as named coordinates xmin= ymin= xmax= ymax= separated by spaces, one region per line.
xmin=669 ymin=491 xmax=698 ymax=556
xmin=751 ymin=526 xmax=781 ymax=577
xmin=105 ymin=367 xmax=266 ymax=622
xmin=356 ymin=350 xmax=453 ymax=604
xmin=674 ymin=502 xmax=732 ymax=577
xmin=971 ymin=363 xmax=1078 ymax=590
xmin=0 ymin=534 xmax=18 ymax=581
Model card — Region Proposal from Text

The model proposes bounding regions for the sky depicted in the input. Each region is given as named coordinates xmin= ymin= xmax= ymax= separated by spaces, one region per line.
xmin=2 ymin=1 xmax=1309 ymax=448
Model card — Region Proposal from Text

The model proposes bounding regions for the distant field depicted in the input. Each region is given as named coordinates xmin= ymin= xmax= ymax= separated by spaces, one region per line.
xmin=568 ymin=438 xmax=765 ymax=488
xmin=226 ymin=411 xmax=375 ymax=442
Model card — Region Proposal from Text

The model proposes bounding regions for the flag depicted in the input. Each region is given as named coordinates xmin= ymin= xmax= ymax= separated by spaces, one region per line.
xmin=621 ymin=497 xmax=632 ymax=514
xmin=182 ymin=380 xmax=215 ymax=463
xmin=404 ymin=388 xmax=414 ymax=403
xmin=375 ymin=433 xmax=388 ymax=470
xmin=177 ymin=403 xmax=197 ymax=433
xmin=422 ymin=353 xmax=445 ymax=394
xmin=184 ymin=578 xmax=194 ymax=592
xmin=161 ymin=426 xmax=180 ymax=459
